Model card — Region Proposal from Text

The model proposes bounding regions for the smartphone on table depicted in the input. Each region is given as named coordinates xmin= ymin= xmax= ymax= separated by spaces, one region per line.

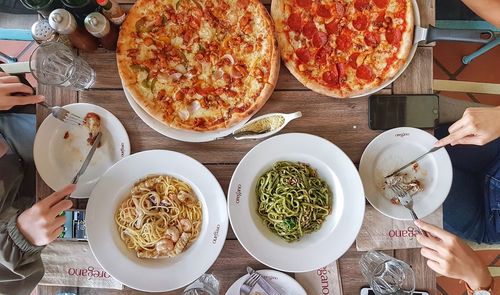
xmin=368 ymin=94 xmax=439 ymax=130
xmin=360 ymin=287 xmax=430 ymax=295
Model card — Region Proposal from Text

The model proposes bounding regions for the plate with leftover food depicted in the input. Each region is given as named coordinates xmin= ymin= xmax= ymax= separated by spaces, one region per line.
xmin=86 ymin=150 xmax=228 ymax=292
xmin=225 ymin=269 xmax=306 ymax=295
xmin=359 ymin=127 xmax=452 ymax=220
xmin=34 ymin=103 xmax=130 ymax=198
xmin=228 ymin=133 xmax=365 ymax=272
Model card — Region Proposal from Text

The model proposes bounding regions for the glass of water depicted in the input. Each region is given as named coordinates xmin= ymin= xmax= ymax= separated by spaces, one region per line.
xmin=182 ymin=273 xmax=219 ymax=295
xmin=29 ymin=41 xmax=96 ymax=91
xmin=360 ymin=251 xmax=415 ymax=295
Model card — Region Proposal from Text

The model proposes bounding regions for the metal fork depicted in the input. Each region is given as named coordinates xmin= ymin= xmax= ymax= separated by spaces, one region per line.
xmin=240 ymin=272 xmax=260 ymax=295
xmin=39 ymin=102 xmax=84 ymax=126
xmin=390 ymin=184 xmax=428 ymax=237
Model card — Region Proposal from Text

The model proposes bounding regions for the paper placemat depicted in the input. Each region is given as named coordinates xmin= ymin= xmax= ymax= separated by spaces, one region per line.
xmin=295 ymin=260 xmax=343 ymax=295
xmin=40 ymin=240 xmax=122 ymax=290
xmin=356 ymin=205 xmax=443 ymax=251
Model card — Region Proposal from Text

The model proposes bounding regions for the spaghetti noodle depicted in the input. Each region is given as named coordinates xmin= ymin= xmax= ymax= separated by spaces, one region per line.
xmin=256 ymin=161 xmax=332 ymax=242
xmin=115 ymin=175 xmax=202 ymax=258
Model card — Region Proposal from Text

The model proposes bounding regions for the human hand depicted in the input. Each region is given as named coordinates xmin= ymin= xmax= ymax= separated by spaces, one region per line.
xmin=0 ymin=72 xmax=44 ymax=110
xmin=16 ymin=185 xmax=75 ymax=247
xmin=415 ymin=220 xmax=492 ymax=290
xmin=435 ymin=107 xmax=500 ymax=147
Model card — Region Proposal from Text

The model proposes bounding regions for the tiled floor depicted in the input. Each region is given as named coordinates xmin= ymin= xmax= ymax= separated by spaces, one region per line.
xmin=434 ymin=42 xmax=500 ymax=106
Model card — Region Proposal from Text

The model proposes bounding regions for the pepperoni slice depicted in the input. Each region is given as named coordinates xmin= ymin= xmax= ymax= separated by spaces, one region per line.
xmin=337 ymin=62 xmax=346 ymax=79
xmin=237 ymin=0 xmax=249 ymax=8
xmin=325 ymin=20 xmax=339 ymax=34
xmin=287 ymin=13 xmax=302 ymax=31
xmin=364 ymin=32 xmax=380 ymax=47
xmin=373 ymin=0 xmax=389 ymax=8
xmin=335 ymin=2 xmax=345 ymax=17
xmin=312 ymin=31 xmax=328 ymax=48
xmin=356 ymin=65 xmax=373 ymax=80
xmin=374 ymin=13 xmax=386 ymax=27
xmin=336 ymin=33 xmax=351 ymax=51
xmin=386 ymin=28 xmax=402 ymax=45
xmin=317 ymin=5 xmax=331 ymax=18
xmin=353 ymin=15 xmax=368 ymax=31
xmin=303 ymin=21 xmax=317 ymax=39
xmin=348 ymin=52 xmax=360 ymax=68
xmin=315 ymin=46 xmax=332 ymax=63
xmin=296 ymin=0 xmax=312 ymax=8
xmin=354 ymin=0 xmax=369 ymax=11
xmin=323 ymin=68 xmax=339 ymax=86
xmin=296 ymin=47 xmax=311 ymax=63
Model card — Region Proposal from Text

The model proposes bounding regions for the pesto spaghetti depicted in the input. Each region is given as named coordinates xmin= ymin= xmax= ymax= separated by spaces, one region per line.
xmin=256 ymin=161 xmax=332 ymax=242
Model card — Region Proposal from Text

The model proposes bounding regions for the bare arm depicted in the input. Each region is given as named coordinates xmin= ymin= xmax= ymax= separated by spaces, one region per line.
xmin=462 ymin=0 xmax=500 ymax=28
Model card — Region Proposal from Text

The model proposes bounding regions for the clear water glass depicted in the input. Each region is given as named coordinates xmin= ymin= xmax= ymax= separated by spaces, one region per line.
xmin=29 ymin=41 xmax=96 ymax=91
xmin=182 ymin=274 xmax=219 ymax=295
xmin=360 ymin=251 xmax=415 ymax=295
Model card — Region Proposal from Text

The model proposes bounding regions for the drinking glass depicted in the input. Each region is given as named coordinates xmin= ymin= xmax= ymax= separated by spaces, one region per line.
xmin=360 ymin=251 xmax=415 ymax=295
xmin=29 ymin=42 xmax=96 ymax=91
xmin=182 ymin=274 xmax=219 ymax=295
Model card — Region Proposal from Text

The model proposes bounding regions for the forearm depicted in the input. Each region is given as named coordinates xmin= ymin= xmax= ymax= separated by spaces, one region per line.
xmin=461 ymin=0 xmax=500 ymax=28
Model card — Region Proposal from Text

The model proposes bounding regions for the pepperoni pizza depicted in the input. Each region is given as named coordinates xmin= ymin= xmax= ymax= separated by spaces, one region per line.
xmin=272 ymin=0 xmax=414 ymax=98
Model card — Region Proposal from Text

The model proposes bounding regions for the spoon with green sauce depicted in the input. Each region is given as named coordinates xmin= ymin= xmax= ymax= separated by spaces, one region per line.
xmin=219 ymin=111 xmax=302 ymax=140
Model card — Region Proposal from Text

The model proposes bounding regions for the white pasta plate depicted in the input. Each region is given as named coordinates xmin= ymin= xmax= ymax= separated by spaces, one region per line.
xmin=226 ymin=269 xmax=306 ymax=295
xmin=359 ymin=127 xmax=453 ymax=220
xmin=86 ymin=150 xmax=228 ymax=292
xmin=228 ymin=133 xmax=365 ymax=272
xmin=34 ymin=103 xmax=130 ymax=198
xmin=123 ymin=87 xmax=250 ymax=142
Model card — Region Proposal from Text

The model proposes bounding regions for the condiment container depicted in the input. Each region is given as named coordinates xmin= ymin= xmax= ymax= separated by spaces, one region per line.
xmin=230 ymin=111 xmax=302 ymax=140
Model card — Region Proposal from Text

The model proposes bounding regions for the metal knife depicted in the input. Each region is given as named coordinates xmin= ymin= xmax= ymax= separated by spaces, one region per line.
xmin=70 ymin=132 xmax=102 ymax=185
xmin=384 ymin=146 xmax=442 ymax=178
xmin=246 ymin=266 xmax=282 ymax=295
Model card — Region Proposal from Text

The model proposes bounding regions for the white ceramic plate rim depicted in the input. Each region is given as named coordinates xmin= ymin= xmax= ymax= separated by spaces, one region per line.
xmin=34 ymin=103 xmax=130 ymax=198
xmin=123 ymin=87 xmax=251 ymax=142
xmin=86 ymin=150 xmax=228 ymax=292
xmin=228 ymin=133 xmax=365 ymax=272
xmin=359 ymin=127 xmax=453 ymax=220
xmin=225 ymin=269 xmax=307 ymax=295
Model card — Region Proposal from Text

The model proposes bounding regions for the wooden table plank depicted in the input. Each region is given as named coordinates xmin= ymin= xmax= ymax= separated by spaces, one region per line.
xmin=393 ymin=47 xmax=433 ymax=94
xmin=79 ymin=90 xmax=383 ymax=164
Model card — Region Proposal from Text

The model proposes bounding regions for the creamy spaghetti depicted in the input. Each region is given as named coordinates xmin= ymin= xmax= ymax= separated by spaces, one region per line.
xmin=115 ymin=175 xmax=202 ymax=259
xmin=256 ymin=161 xmax=332 ymax=242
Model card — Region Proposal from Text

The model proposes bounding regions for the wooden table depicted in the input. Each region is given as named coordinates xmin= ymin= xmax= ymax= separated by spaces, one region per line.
xmin=36 ymin=0 xmax=436 ymax=294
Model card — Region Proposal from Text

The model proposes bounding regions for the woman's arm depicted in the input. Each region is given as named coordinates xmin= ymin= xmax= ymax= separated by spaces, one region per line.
xmin=462 ymin=0 xmax=500 ymax=28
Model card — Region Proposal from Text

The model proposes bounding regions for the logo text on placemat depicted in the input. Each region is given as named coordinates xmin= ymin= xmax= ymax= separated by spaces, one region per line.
xmin=316 ymin=267 xmax=330 ymax=294
xmin=68 ymin=266 xmax=111 ymax=279
xmin=388 ymin=226 xmax=418 ymax=238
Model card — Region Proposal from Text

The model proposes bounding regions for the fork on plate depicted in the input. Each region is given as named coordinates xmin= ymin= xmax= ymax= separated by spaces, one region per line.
xmin=39 ymin=102 xmax=84 ymax=126
xmin=390 ymin=184 xmax=428 ymax=237
xmin=240 ymin=271 xmax=260 ymax=295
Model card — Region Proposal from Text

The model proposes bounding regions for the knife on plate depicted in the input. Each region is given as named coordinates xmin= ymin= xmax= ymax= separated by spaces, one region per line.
xmin=68 ymin=132 xmax=102 ymax=197
xmin=384 ymin=146 xmax=442 ymax=178
xmin=246 ymin=266 xmax=282 ymax=295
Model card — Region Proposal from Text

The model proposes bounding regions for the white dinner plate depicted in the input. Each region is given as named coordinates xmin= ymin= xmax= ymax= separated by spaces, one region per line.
xmin=123 ymin=87 xmax=250 ymax=142
xmin=228 ymin=133 xmax=365 ymax=272
xmin=34 ymin=103 xmax=130 ymax=198
xmin=225 ymin=269 xmax=307 ymax=295
xmin=86 ymin=150 xmax=228 ymax=292
xmin=359 ymin=127 xmax=453 ymax=220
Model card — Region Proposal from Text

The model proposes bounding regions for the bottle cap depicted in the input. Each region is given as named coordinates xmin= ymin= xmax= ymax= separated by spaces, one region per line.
xmin=84 ymin=12 xmax=110 ymax=38
xmin=49 ymin=8 xmax=77 ymax=35
xmin=31 ymin=19 xmax=58 ymax=43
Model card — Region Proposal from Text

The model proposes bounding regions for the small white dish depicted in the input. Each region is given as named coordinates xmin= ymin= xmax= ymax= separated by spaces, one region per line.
xmin=34 ymin=103 xmax=130 ymax=198
xmin=225 ymin=269 xmax=306 ymax=295
xmin=359 ymin=127 xmax=453 ymax=220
